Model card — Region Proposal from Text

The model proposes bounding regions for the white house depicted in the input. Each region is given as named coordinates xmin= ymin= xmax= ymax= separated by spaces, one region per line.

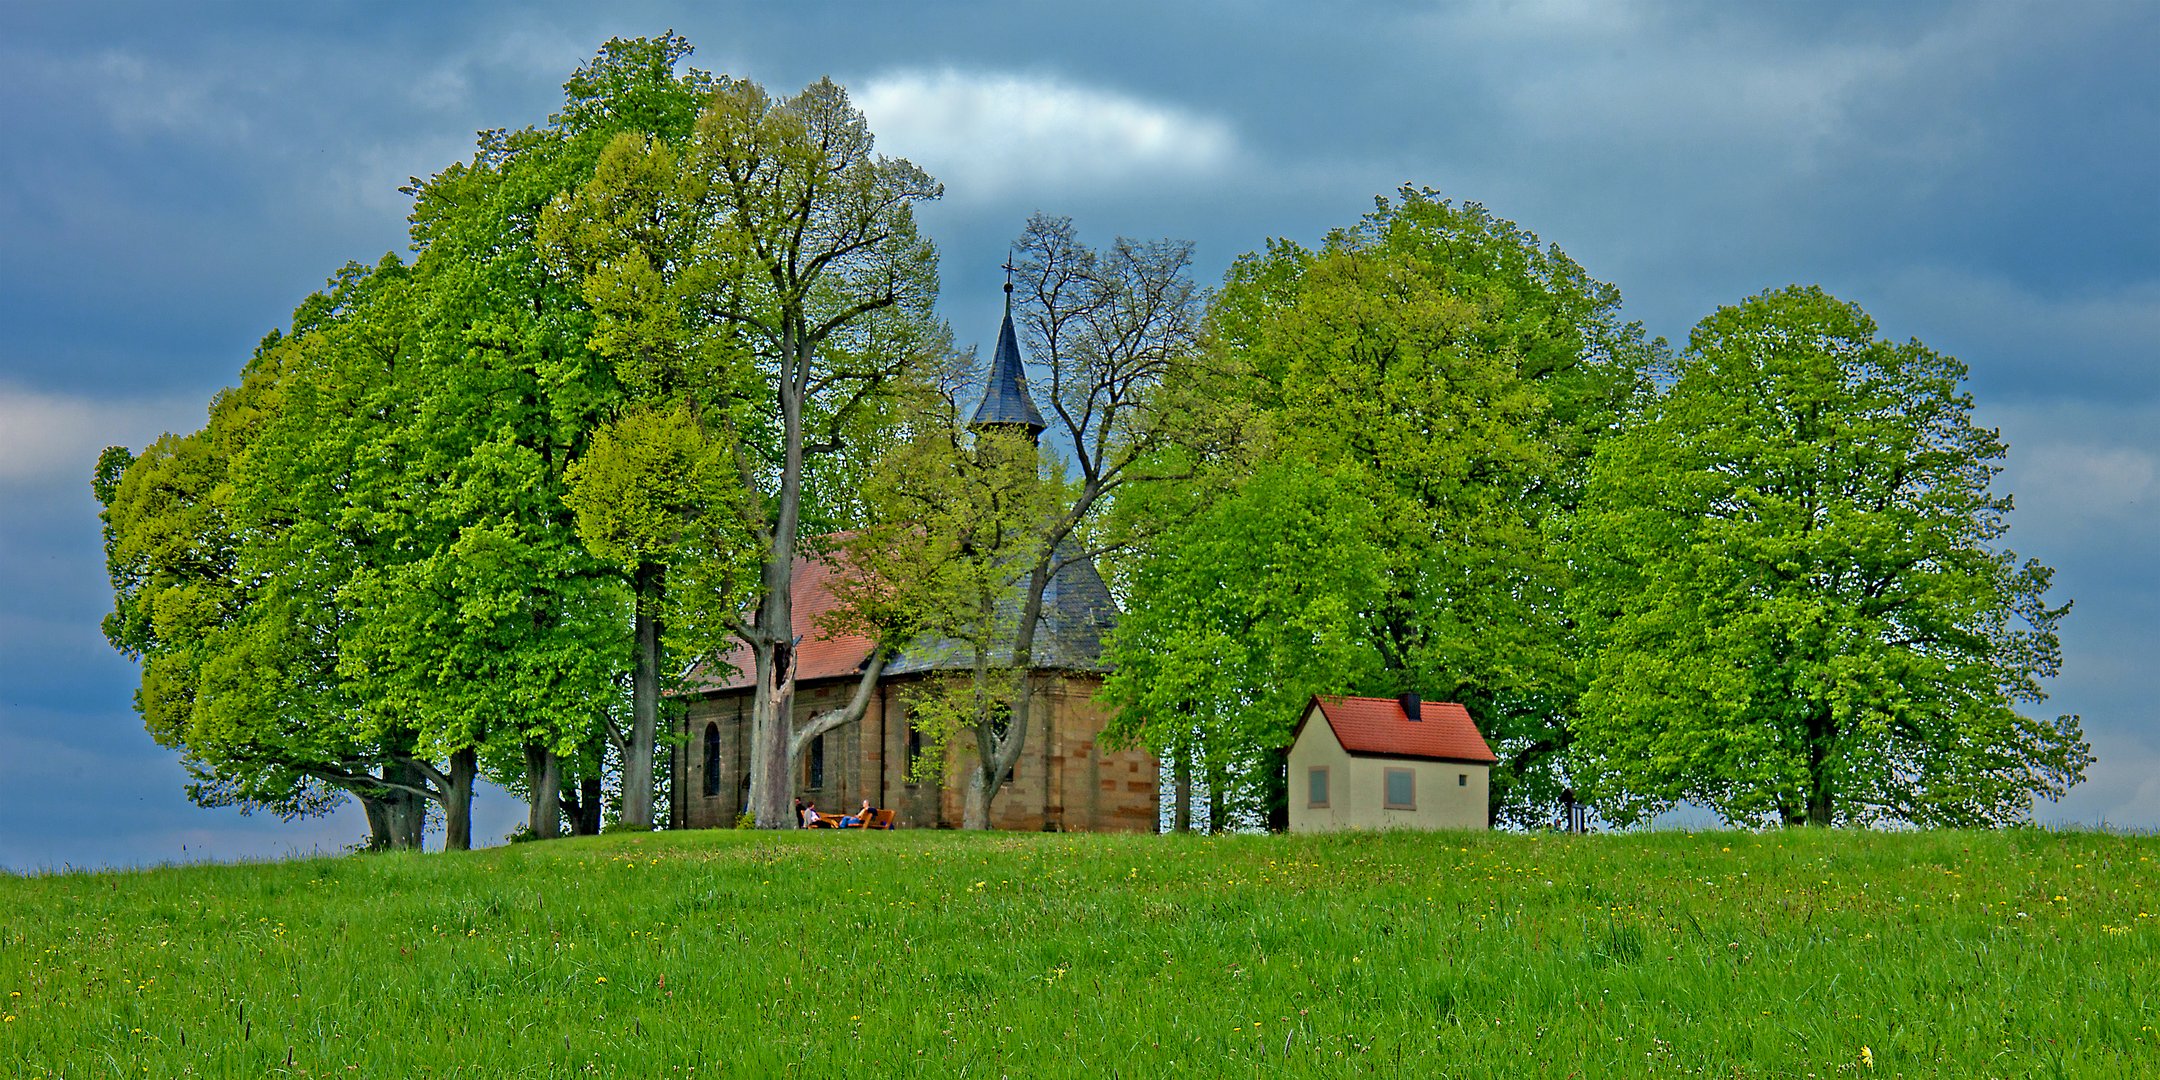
xmin=1288 ymin=693 xmax=1495 ymax=832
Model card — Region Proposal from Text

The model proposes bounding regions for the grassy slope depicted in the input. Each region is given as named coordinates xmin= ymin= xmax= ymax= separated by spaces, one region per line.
xmin=2 ymin=828 xmax=2155 ymax=1077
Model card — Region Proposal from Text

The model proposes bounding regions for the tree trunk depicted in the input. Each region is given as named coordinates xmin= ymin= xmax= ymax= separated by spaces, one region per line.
xmin=383 ymin=758 xmax=428 ymax=850
xmin=747 ymin=341 xmax=811 ymax=830
xmin=962 ymin=764 xmax=995 ymax=830
xmin=1172 ymin=743 xmax=1193 ymax=834
xmin=622 ymin=560 xmax=664 ymax=830
xmin=1805 ymin=706 xmax=1835 ymax=826
xmin=443 ymin=748 xmax=478 ymax=851
xmin=525 ymin=744 xmax=562 ymax=840
xmin=1207 ymin=760 xmax=1227 ymax=834
xmin=358 ymin=792 xmax=398 ymax=851
xmin=749 ymin=636 xmax=796 ymax=828
xmin=968 ymin=558 xmax=1055 ymax=831
xmin=1264 ymin=745 xmax=1290 ymax=834
xmin=557 ymin=737 xmax=605 ymax=835
xmin=568 ymin=772 xmax=603 ymax=835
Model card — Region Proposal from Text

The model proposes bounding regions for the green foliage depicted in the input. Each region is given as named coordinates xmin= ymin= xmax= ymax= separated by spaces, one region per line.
xmin=833 ymin=420 xmax=1062 ymax=776
xmin=1569 ymin=286 xmax=2088 ymax=827
xmin=4 ymin=830 xmax=2156 ymax=1075
xmin=564 ymin=400 xmax=756 ymax=663
xmin=565 ymin=402 xmax=747 ymax=572
xmin=1103 ymin=464 xmax=1388 ymax=799
xmin=541 ymin=66 xmax=946 ymax=828
xmin=94 ymin=35 xmax=729 ymax=844
xmin=1108 ymin=189 xmax=1657 ymax=826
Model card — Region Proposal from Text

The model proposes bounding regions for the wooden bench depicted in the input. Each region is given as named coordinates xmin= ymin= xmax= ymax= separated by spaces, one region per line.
xmin=806 ymin=808 xmax=897 ymax=829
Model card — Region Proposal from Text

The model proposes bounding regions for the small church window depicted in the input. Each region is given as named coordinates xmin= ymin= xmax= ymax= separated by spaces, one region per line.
xmin=702 ymin=722 xmax=721 ymax=798
xmin=1384 ymin=768 xmax=1416 ymax=810
xmin=807 ymin=733 xmax=826 ymax=790
xmin=905 ymin=722 xmax=923 ymax=783
xmin=1307 ymin=766 xmax=1329 ymax=808
xmin=1458 ymin=773 xmax=1468 ymax=787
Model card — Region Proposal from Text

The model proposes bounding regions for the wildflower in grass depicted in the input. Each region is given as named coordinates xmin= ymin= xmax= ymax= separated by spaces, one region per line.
xmin=1860 ymin=1045 xmax=1874 ymax=1069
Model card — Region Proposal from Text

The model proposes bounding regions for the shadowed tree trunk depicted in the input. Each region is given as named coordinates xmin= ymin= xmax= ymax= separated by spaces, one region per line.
xmin=622 ymin=560 xmax=664 ymax=830
xmin=525 ymin=744 xmax=562 ymax=839
xmin=1265 ymin=748 xmax=1290 ymax=833
xmin=442 ymin=748 xmax=477 ymax=851
xmin=1172 ymin=743 xmax=1193 ymax=834
xmin=358 ymin=788 xmax=423 ymax=852
xmin=1207 ymin=760 xmax=1227 ymax=834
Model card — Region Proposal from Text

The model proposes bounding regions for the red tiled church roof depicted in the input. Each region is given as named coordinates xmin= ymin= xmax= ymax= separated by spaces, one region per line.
xmin=1302 ymin=695 xmax=1497 ymax=764
xmin=687 ymin=551 xmax=876 ymax=693
xmin=683 ymin=533 xmax=1120 ymax=695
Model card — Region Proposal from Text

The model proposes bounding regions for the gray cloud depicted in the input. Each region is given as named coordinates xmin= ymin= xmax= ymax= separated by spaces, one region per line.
xmin=0 ymin=383 xmax=209 ymax=489
xmin=854 ymin=68 xmax=1239 ymax=204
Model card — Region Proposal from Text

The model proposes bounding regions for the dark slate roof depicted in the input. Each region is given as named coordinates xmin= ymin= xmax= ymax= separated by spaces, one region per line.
xmin=970 ymin=290 xmax=1047 ymax=435
xmin=884 ymin=543 xmax=1119 ymax=676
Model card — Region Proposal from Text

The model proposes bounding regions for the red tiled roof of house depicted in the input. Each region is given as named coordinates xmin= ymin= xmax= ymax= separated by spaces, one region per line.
xmin=1304 ymin=695 xmax=1497 ymax=764
xmin=687 ymin=551 xmax=876 ymax=693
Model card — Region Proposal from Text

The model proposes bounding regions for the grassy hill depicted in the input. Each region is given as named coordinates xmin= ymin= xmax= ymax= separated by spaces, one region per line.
xmin=3 ymin=827 xmax=2155 ymax=1077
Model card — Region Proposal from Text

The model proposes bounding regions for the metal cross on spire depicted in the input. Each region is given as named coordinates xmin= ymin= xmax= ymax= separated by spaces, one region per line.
xmin=1001 ymin=250 xmax=1017 ymax=294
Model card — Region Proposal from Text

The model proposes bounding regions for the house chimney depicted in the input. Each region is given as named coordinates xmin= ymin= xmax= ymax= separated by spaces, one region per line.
xmin=1398 ymin=692 xmax=1422 ymax=721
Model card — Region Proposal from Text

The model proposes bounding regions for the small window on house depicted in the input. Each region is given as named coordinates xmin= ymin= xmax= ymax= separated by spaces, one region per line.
xmin=905 ymin=723 xmax=923 ymax=785
xmin=806 ymin=733 xmax=825 ymax=790
xmin=1458 ymin=773 xmax=1468 ymax=787
xmin=1307 ymin=766 xmax=1329 ymax=808
xmin=1384 ymin=767 xmax=1416 ymax=810
xmin=702 ymin=722 xmax=722 ymax=798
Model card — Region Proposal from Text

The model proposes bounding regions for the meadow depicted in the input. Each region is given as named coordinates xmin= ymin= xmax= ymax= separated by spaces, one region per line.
xmin=3 ymin=827 xmax=2154 ymax=1077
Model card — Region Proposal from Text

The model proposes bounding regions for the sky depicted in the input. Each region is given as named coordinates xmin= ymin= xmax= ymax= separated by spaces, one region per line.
xmin=3 ymin=1 xmax=2155 ymax=870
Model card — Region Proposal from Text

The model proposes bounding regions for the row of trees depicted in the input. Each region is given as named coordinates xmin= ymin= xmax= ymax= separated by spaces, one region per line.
xmin=96 ymin=35 xmax=2088 ymax=846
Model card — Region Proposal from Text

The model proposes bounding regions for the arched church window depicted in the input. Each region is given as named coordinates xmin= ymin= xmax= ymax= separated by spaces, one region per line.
xmin=702 ymin=722 xmax=721 ymax=798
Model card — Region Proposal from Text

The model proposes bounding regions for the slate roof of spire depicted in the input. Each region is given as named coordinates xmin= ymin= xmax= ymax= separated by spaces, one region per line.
xmin=970 ymin=289 xmax=1047 ymax=434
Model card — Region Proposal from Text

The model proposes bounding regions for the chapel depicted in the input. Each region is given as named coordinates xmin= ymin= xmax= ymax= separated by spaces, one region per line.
xmin=668 ymin=282 xmax=1159 ymax=831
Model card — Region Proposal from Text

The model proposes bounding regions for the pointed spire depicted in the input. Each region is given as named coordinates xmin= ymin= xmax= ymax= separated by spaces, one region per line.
xmin=971 ymin=277 xmax=1047 ymax=438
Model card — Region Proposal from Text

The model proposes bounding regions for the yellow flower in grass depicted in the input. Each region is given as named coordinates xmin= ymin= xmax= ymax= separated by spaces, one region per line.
xmin=1860 ymin=1045 xmax=1874 ymax=1069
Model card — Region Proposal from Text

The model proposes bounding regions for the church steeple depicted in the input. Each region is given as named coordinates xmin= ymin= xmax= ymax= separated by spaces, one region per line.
xmin=971 ymin=276 xmax=1047 ymax=441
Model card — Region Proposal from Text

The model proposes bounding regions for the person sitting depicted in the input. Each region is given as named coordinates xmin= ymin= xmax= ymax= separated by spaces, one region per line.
xmin=800 ymin=800 xmax=831 ymax=829
xmin=839 ymin=799 xmax=874 ymax=828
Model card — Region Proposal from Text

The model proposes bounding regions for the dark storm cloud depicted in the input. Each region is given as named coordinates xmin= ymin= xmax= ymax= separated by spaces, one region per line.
xmin=3 ymin=1 xmax=2154 ymax=868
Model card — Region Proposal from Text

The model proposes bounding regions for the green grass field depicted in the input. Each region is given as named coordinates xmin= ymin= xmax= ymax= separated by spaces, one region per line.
xmin=3 ymin=827 xmax=2155 ymax=1077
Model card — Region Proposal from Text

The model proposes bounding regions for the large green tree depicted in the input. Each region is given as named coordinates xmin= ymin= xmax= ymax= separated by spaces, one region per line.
xmin=1568 ymin=285 xmax=2088 ymax=827
xmin=318 ymin=35 xmax=719 ymax=844
xmin=545 ymin=74 xmax=944 ymax=829
xmin=97 ymin=35 xmax=722 ymax=848
xmin=1105 ymin=189 xmax=1652 ymax=828
xmin=96 ymin=261 xmax=437 ymax=850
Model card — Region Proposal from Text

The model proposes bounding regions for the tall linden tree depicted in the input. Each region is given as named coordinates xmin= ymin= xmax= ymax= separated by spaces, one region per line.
xmin=1569 ymin=286 xmax=2089 ymax=827
xmin=544 ymin=75 xmax=944 ymax=829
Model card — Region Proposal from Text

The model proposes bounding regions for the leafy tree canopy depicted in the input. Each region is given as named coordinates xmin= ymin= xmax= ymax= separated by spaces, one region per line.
xmin=1568 ymin=285 xmax=2088 ymax=827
